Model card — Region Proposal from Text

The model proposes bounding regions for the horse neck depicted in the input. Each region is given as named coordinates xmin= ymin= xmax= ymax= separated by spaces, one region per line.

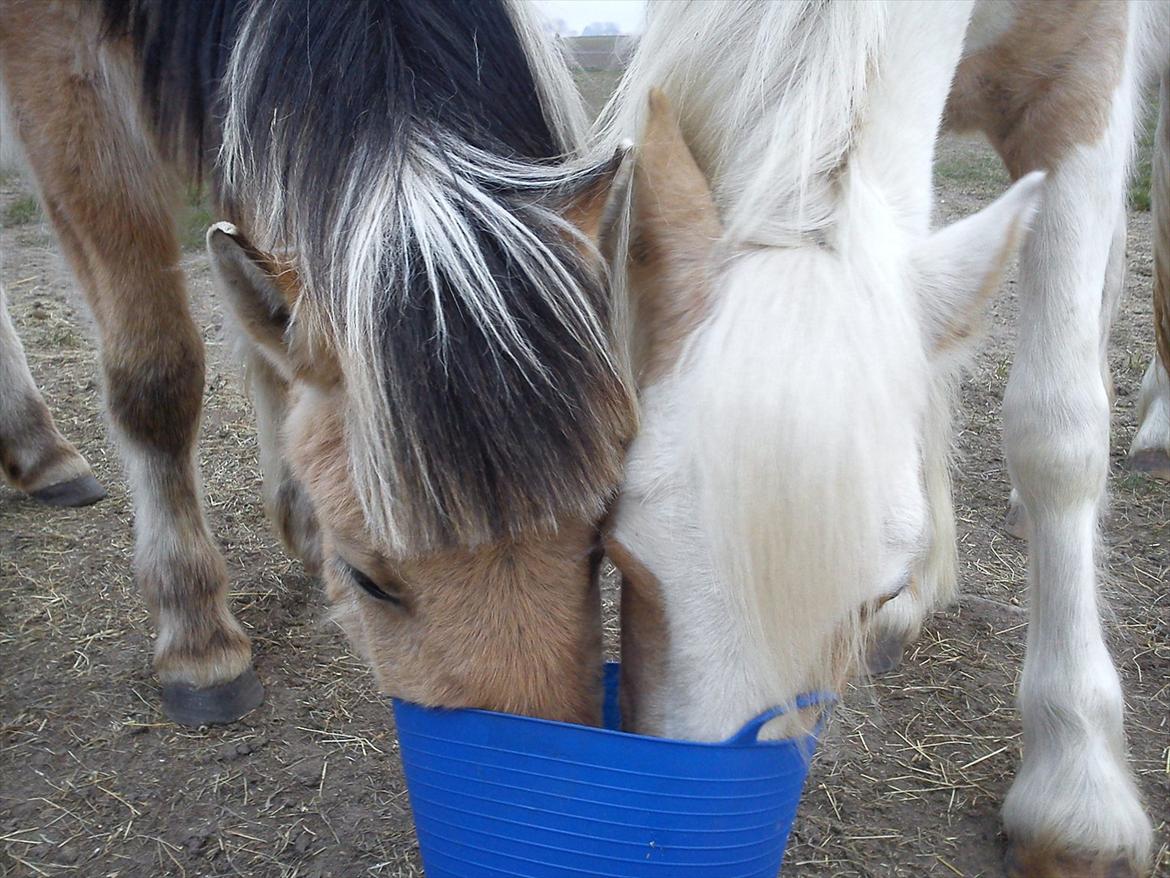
xmin=847 ymin=3 xmax=975 ymax=239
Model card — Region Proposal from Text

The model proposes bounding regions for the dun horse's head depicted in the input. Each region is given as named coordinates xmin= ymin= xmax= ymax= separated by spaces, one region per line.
xmin=606 ymin=90 xmax=1044 ymax=739
xmin=205 ymin=158 xmax=632 ymax=724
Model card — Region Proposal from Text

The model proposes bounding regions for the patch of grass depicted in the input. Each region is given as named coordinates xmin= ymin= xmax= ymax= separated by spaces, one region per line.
xmin=1128 ymin=99 xmax=1156 ymax=212
xmin=179 ymin=186 xmax=217 ymax=251
xmin=934 ymin=141 xmax=1010 ymax=193
xmin=2 ymin=194 xmax=41 ymax=228
xmin=1114 ymin=470 xmax=1156 ymax=496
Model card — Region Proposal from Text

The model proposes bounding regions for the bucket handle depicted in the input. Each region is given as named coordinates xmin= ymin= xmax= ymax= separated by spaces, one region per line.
xmin=725 ymin=691 xmax=837 ymax=745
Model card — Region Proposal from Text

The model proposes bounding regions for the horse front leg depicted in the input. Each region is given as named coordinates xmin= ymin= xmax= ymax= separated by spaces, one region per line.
xmin=0 ymin=1 xmax=261 ymax=724
xmin=1000 ymin=110 xmax=1152 ymax=878
xmin=1005 ymin=203 xmax=1129 ymax=541
xmin=0 ymin=284 xmax=104 ymax=505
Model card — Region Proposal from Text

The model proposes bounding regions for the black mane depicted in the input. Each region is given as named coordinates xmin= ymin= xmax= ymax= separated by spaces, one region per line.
xmin=101 ymin=0 xmax=562 ymax=171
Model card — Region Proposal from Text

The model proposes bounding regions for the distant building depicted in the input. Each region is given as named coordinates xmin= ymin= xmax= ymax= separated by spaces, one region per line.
xmin=542 ymin=16 xmax=576 ymax=37
xmin=560 ymin=34 xmax=636 ymax=71
xmin=582 ymin=21 xmax=620 ymax=36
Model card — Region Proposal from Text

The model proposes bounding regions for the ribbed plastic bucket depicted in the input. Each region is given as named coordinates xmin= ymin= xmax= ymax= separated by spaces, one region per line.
xmin=392 ymin=663 xmax=829 ymax=878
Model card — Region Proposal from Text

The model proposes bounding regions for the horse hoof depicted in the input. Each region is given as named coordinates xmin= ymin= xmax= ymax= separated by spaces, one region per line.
xmin=865 ymin=634 xmax=904 ymax=675
xmin=1126 ymin=449 xmax=1170 ymax=481
xmin=30 ymin=473 xmax=107 ymax=508
xmin=1005 ymin=843 xmax=1148 ymax=878
xmin=161 ymin=666 xmax=265 ymax=726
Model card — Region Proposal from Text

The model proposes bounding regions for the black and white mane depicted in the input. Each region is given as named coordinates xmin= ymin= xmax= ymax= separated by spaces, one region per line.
xmin=101 ymin=0 xmax=632 ymax=552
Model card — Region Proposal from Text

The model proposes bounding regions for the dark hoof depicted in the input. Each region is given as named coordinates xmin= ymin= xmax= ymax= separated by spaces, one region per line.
xmin=865 ymin=635 xmax=904 ymax=675
xmin=1005 ymin=842 xmax=1147 ymax=878
xmin=1127 ymin=449 xmax=1170 ymax=481
xmin=30 ymin=473 xmax=107 ymax=508
xmin=161 ymin=666 xmax=265 ymax=726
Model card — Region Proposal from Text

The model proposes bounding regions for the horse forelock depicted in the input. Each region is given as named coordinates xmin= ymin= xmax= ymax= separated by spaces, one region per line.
xmin=221 ymin=0 xmax=629 ymax=553
xmin=687 ymin=250 xmax=925 ymax=694
xmin=334 ymin=156 xmax=634 ymax=553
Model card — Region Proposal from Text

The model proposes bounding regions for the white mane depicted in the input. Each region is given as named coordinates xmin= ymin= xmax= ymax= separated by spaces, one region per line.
xmin=600 ymin=0 xmax=887 ymax=246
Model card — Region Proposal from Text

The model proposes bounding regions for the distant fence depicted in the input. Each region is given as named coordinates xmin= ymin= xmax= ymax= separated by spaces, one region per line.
xmin=559 ymin=35 xmax=636 ymax=71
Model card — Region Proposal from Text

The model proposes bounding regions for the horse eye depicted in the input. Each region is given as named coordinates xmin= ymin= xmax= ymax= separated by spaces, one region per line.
xmin=341 ymin=561 xmax=405 ymax=607
xmin=877 ymin=575 xmax=911 ymax=608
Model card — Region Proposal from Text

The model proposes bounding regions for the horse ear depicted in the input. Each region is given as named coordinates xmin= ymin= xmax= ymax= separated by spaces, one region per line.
xmin=915 ymin=171 xmax=1045 ymax=356
xmin=207 ymin=222 xmax=300 ymax=379
xmin=628 ymin=87 xmax=722 ymax=383
xmin=562 ymin=147 xmax=630 ymax=247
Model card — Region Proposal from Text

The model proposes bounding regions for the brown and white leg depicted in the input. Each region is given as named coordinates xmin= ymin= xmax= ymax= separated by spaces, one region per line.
xmin=0 ymin=285 xmax=104 ymax=505
xmin=1000 ymin=90 xmax=1152 ymax=878
xmin=245 ymin=348 xmax=321 ymax=574
xmin=0 ymin=2 xmax=261 ymax=724
xmin=1128 ymin=70 xmax=1170 ymax=479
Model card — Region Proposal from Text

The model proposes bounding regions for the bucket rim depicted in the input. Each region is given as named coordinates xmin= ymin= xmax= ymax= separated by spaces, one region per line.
xmin=392 ymin=665 xmax=836 ymax=751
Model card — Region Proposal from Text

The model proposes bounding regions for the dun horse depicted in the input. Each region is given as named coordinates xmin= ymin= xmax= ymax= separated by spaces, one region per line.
xmin=0 ymin=283 xmax=106 ymax=506
xmin=603 ymin=1 xmax=1166 ymax=876
xmin=0 ymin=0 xmax=634 ymax=726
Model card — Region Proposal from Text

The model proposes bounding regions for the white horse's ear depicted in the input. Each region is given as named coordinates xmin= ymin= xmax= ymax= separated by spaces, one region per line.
xmin=629 ymin=88 xmax=722 ymax=381
xmin=916 ymin=171 xmax=1046 ymax=354
xmin=207 ymin=222 xmax=298 ymax=378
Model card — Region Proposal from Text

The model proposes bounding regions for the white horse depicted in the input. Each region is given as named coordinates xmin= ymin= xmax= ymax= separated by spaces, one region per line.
xmin=602 ymin=1 xmax=1166 ymax=875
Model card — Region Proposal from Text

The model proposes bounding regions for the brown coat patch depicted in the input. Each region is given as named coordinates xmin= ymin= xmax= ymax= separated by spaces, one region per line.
xmin=0 ymin=2 xmax=204 ymax=453
xmin=946 ymin=1 xmax=1128 ymax=176
xmin=0 ymin=390 xmax=88 ymax=491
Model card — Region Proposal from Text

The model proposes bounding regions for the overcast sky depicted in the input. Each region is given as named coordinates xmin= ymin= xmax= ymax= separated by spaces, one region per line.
xmin=537 ymin=0 xmax=647 ymax=34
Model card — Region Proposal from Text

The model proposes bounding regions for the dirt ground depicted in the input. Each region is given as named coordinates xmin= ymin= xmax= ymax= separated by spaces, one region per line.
xmin=2 ymin=99 xmax=1168 ymax=878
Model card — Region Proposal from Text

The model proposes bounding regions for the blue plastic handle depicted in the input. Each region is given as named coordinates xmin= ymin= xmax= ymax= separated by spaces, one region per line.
xmin=724 ymin=691 xmax=837 ymax=745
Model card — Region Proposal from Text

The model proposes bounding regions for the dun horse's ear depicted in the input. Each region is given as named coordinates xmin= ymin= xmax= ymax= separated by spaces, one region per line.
xmin=562 ymin=146 xmax=631 ymax=248
xmin=629 ymin=88 xmax=722 ymax=383
xmin=207 ymin=222 xmax=299 ymax=378
xmin=915 ymin=171 xmax=1046 ymax=356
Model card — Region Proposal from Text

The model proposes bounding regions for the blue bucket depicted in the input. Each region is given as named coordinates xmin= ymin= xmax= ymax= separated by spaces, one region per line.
xmin=392 ymin=663 xmax=830 ymax=877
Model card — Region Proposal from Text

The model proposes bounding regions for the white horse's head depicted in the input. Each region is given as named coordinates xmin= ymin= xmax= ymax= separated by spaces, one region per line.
xmin=604 ymin=2 xmax=1044 ymax=739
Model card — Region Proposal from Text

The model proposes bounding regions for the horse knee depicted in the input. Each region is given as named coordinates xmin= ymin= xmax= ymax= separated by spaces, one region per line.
xmin=1003 ymin=377 xmax=1109 ymax=516
xmin=104 ymin=327 xmax=205 ymax=455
